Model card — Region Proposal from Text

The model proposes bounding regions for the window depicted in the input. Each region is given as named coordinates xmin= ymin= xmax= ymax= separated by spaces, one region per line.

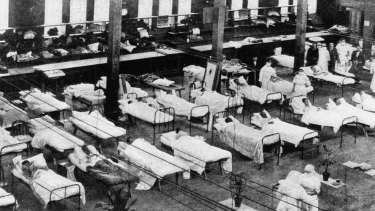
xmin=0 ymin=0 xmax=9 ymax=34
xmin=70 ymin=0 xmax=87 ymax=24
xmin=158 ymin=0 xmax=173 ymax=27
xmin=45 ymin=0 xmax=64 ymax=36
xmin=138 ymin=0 xmax=153 ymax=26
xmin=248 ymin=0 xmax=259 ymax=20
xmin=308 ymin=0 xmax=317 ymax=14
xmin=178 ymin=0 xmax=192 ymax=24
xmin=231 ymin=0 xmax=243 ymax=20
xmin=279 ymin=0 xmax=289 ymax=22
xmin=94 ymin=0 xmax=109 ymax=21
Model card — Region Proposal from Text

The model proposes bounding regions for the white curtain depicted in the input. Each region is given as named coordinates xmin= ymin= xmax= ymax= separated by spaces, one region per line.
xmin=178 ymin=0 xmax=192 ymax=24
xmin=44 ymin=0 xmax=64 ymax=36
xmin=248 ymin=0 xmax=259 ymax=19
xmin=159 ymin=0 xmax=173 ymax=26
xmin=231 ymin=0 xmax=243 ymax=20
xmin=94 ymin=0 xmax=110 ymax=21
xmin=70 ymin=0 xmax=87 ymax=24
xmin=0 ymin=0 xmax=9 ymax=34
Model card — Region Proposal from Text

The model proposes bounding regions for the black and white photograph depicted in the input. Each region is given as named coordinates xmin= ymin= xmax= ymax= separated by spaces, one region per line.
xmin=0 ymin=0 xmax=374 ymax=210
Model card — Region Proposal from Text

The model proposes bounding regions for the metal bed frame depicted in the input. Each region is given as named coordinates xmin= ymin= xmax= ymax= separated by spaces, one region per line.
xmin=122 ymin=93 xmax=176 ymax=145
xmin=309 ymin=75 xmax=355 ymax=97
xmin=211 ymin=110 xmax=281 ymax=169
xmin=71 ymin=157 xmax=133 ymax=205
xmin=0 ymin=193 xmax=16 ymax=210
xmin=283 ymin=94 xmax=314 ymax=124
xmin=189 ymin=82 xmax=245 ymax=122
xmin=0 ymin=141 xmax=31 ymax=186
xmin=72 ymin=113 xmax=125 ymax=153
xmin=11 ymin=171 xmax=81 ymax=210
xmin=115 ymin=153 xmax=181 ymax=192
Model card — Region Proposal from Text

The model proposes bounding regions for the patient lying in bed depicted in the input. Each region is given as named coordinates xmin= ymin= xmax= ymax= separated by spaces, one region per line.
xmin=161 ymin=128 xmax=232 ymax=175
xmin=352 ymin=91 xmax=375 ymax=112
xmin=229 ymin=77 xmax=283 ymax=104
xmin=69 ymin=146 xmax=135 ymax=198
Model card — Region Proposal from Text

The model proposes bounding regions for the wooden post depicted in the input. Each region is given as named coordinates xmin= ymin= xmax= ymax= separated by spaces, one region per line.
xmin=105 ymin=0 xmax=122 ymax=120
xmin=293 ymin=0 xmax=308 ymax=73
xmin=211 ymin=0 xmax=226 ymax=91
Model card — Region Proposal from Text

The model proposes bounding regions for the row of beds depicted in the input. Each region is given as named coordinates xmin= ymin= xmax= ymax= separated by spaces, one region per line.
xmin=0 ymin=68 xmax=373 ymax=210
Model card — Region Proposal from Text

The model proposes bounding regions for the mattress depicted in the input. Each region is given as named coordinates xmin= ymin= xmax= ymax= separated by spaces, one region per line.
xmin=301 ymin=67 xmax=355 ymax=85
xmin=20 ymin=90 xmax=70 ymax=114
xmin=12 ymin=168 xmax=85 ymax=207
xmin=0 ymin=128 xmax=28 ymax=155
xmin=161 ymin=131 xmax=232 ymax=174
xmin=119 ymin=99 xmax=174 ymax=123
xmin=263 ymin=118 xmax=319 ymax=147
xmin=271 ymin=55 xmax=295 ymax=69
xmin=71 ymin=111 xmax=126 ymax=140
xmin=156 ymin=92 xmax=208 ymax=118
xmin=0 ymin=96 xmax=28 ymax=128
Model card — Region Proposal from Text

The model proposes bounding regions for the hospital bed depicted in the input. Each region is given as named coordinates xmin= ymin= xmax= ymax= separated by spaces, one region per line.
xmin=160 ymin=131 xmax=232 ymax=178
xmin=28 ymin=115 xmax=85 ymax=163
xmin=300 ymin=99 xmax=358 ymax=147
xmin=284 ymin=95 xmax=314 ymax=124
xmin=189 ymin=83 xmax=244 ymax=131
xmin=156 ymin=90 xmax=209 ymax=133
xmin=212 ymin=111 xmax=281 ymax=169
xmin=0 ymin=188 xmax=16 ymax=210
xmin=0 ymin=96 xmax=28 ymax=128
xmin=119 ymin=98 xmax=175 ymax=144
xmin=11 ymin=154 xmax=85 ymax=210
xmin=251 ymin=113 xmax=320 ymax=158
xmin=97 ymin=75 xmax=148 ymax=99
xmin=333 ymin=98 xmax=375 ymax=138
xmin=300 ymin=66 xmax=356 ymax=97
xmin=117 ymin=139 xmax=190 ymax=191
xmin=63 ymin=83 xmax=106 ymax=112
xmin=229 ymin=78 xmax=283 ymax=119
xmin=71 ymin=110 xmax=127 ymax=151
xmin=19 ymin=88 xmax=70 ymax=120
xmin=0 ymin=127 xmax=30 ymax=186
xmin=68 ymin=145 xmax=136 ymax=204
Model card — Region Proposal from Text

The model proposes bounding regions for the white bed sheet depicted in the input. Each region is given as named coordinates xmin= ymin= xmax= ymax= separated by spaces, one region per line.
xmin=30 ymin=117 xmax=84 ymax=152
xmin=301 ymin=67 xmax=355 ymax=85
xmin=0 ymin=187 xmax=16 ymax=207
xmin=71 ymin=111 xmax=126 ymax=140
xmin=271 ymin=55 xmax=295 ymax=68
xmin=192 ymin=90 xmax=243 ymax=114
xmin=262 ymin=118 xmax=319 ymax=147
xmin=20 ymin=90 xmax=70 ymax=113
xmin=156 ymin=91 xmax=208 ymax=118
xmin=119 ymin=99 xmax=174 ymax=123
xmin=301 ymin=107 xmax=356 ymax=133
xmin=335 ymin=102 xmax=375 ymax=128
xmin=161 ymin=132 xmax=232 ymax=174
xmin=183 ymin=65 xmax=205 ymax=81
xmin=118 ymin=139 xmax=190 ymax=189
xmin=0 ymin=128 xmax=27 ymax=155
xmin=214 ymin=117 xmax=279 ymax=164
xmin=12 ymin=168 xmax=85 ymax=208
xmin=229 ymin=79 xmax=283 ymax=104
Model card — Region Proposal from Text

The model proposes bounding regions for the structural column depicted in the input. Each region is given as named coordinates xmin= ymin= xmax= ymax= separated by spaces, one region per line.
xmin=293 ymin=0 xmax=308 ymax=73
xmin=363 ymin=9 xmax=375 ymax=56
xmin=211 ymin=0 xmax=226 ymax=91
xmin=105 ymin=0 xmax=122 ymax=120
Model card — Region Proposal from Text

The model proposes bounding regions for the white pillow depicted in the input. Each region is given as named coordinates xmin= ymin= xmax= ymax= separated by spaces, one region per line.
xmin=152 ymin=78 xmax=174 ymax=87
xmin=352 ymin=93 xmax=362 ymax=104
xmin=87 ymin=42 xmax=99 ymax=52
xmin=326 ymin=98 xmax=337 ymax=110
xmin=28 ymin=154 xmax=48 ymax=169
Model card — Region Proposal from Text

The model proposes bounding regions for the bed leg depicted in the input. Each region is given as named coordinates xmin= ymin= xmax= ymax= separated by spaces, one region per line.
xmin=127 ymin=182 xmax=132 ymax=198
xmin=158 ymin=180 xmax=162 ymax=192
xmin=153 ymin=125 xmax=156 ymax=145
xmin=340 ymin=129 xmax=343 ymax=148
xmin=175 ymin=173 xmax=179 ymax=185
xmin=189 ymin=120 xmax=192 ymax=134
xmin=300 ymin=142 xmax=304 ymax=159
xmin=316 ymin=144 xmax=320 ymax=155
xmin=73 ymin=127 xmax=77 ymax=135
xmin=203 ymin=170 xmax=207 ymax=179
xmin=219 ymin=161 xmax=224 ymax=175
xmin=11 ymin=174 xmax=14 ymax=193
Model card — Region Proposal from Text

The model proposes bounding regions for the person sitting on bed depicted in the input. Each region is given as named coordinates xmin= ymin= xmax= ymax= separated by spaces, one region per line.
xmin=302 ymin=98 xmax=320 ymax=113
